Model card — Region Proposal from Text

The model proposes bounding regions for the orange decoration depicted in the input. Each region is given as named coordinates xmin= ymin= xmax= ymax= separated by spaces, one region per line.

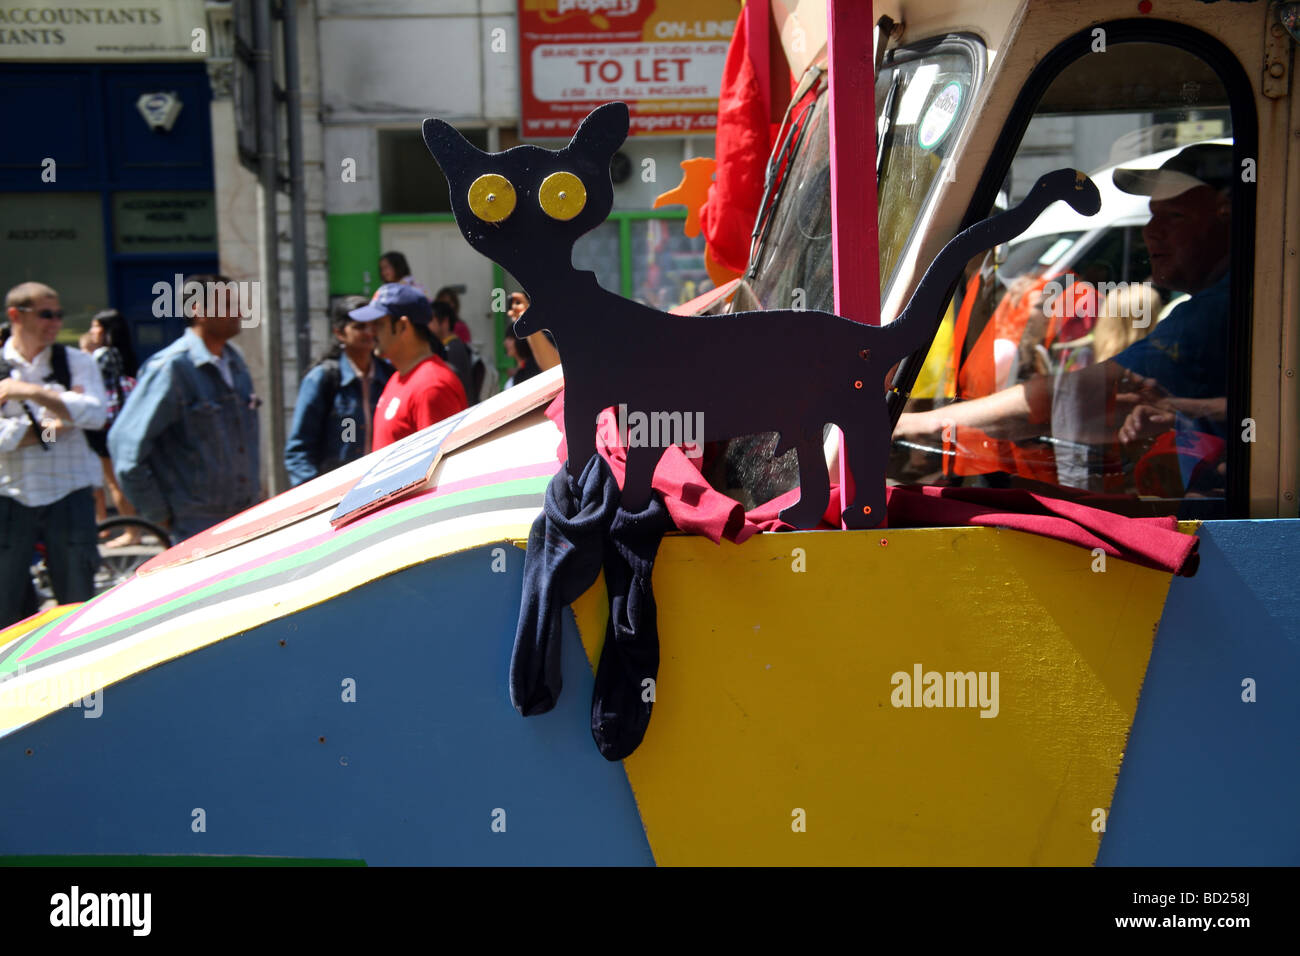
xmin=652 ymin=157 xmax=717 ymax=238
xmin=704 ymin=244 xmax=742 ymax=288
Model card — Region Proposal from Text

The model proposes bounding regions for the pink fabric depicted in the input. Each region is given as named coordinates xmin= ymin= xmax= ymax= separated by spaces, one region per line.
xmin=546 ymin=393 xmax=757 ymax=543
xmin=883 ymin=485 xmax=1198 ymax=576
xmin=543 ymin=393 xmax=1199 ymax=575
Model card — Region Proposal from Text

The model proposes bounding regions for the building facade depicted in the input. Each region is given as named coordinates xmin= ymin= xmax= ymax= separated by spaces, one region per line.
xmin=2 ymin=0 xmax=729 ymax=494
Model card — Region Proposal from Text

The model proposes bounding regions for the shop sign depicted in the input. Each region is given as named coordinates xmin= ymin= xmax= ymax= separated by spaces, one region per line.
xmin=0 ymin=1 xmax=206 ymax=60
xmin=518 ymin=0 xmax=735 ymax=138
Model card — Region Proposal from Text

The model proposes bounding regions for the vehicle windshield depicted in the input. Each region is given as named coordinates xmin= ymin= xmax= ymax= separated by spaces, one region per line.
xmin=876 ymin=45 xmax=981 ymax=291
xmin=745 ymin=40 xmax=981 ymax=315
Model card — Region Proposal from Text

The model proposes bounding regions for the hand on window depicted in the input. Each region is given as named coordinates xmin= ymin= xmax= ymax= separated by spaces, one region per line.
xmin=893 ymin=409 xmax=940 ymax=443
xmin=1115 ymin=373 xmax=1166 ymax=410
xmin=1119 ymin=403 xmax=1177 ymax=445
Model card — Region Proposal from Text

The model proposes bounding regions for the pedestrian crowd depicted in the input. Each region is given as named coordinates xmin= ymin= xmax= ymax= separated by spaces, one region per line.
xmin=0 ymin=249 xmax=550 ymax=628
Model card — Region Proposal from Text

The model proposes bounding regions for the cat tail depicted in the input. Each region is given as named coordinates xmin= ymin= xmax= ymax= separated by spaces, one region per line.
xmin=877 ymin=168 xmax=1102 ymax=358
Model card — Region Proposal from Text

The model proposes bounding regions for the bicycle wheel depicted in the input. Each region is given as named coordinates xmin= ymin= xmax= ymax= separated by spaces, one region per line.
xmin=95 ymin=517 xmax=172 ymax=594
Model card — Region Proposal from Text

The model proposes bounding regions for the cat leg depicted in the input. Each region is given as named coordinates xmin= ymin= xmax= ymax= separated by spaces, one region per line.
xmin=777 ymin=437 xmax=831 ymax=530
xmin=841 ymin=424 xmax=887 ymax=530
xmin=620 ymin=444 xmax=659 ymax=513
xmin=564 ymin=396 xmax=600 ymax=477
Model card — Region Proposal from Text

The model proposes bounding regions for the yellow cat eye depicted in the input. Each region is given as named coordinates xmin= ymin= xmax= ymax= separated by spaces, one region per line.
xmin=538 ymin=172 xmax=586 ymax=221
xmin=468 ymin=174 xmax=516 ymax=223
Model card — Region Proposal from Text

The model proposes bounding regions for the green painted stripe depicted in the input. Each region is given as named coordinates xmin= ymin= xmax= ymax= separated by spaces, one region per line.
xmin=2 ymin=475 xmax=550 ymax=673
xmin=613 ymin=210 xmax=686 ymax=221
xmin=618 ymin=215 xmax=633 ymax=298
xmin=326 ymin=211 xmax=381 ymax=297
xmin=0 ymin=855 xmax=365 ymax=866
xmin=378 ymin=212 xmax=456 ymax=224
xmin=1 ymin=608 xmax=84 ymax=672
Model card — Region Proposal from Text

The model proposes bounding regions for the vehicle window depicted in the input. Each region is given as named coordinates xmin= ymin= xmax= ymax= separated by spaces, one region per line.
xmin=1000 ymin=232 xmax=1085 ymax=280
xmin=746 ymin=38 xmax=980 ymax=316
xmin=876 ymin=45 xmax=980 ymax=290
xmin=892 ymin=40 xmax=1246 ymax=520
xmin=747 ymin=91 xmax=834 ymax=313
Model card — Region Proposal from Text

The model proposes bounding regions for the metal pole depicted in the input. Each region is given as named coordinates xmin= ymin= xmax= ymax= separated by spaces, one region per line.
xmin=254 ymin=0 xmax=286 ymax=494
xmin=282 ymin=0 xmax=312 ymax=382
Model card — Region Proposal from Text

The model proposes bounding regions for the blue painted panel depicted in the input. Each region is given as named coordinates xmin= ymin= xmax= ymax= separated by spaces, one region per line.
xmin=105 ymin=67 xmax=213 ymax=187
xmin=0 ymin=547 xmax=653 ymax=866
xmin=1099 ymin=520 xmax=1300 ymax=865
xmin=0 ymin=69 xmax=96 ymax=188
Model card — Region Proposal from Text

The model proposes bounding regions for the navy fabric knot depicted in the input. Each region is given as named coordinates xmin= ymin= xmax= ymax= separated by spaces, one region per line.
xmin=509 ymin=454 xmax=619 ymax=717
xmin=509 ymin=454 xmax=673 ymax=761
xmin=591 ymin=493 xmax=671 ymax=761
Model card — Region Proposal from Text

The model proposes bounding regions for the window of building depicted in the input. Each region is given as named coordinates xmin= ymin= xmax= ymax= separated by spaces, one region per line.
xmin=380 ymin=127 xmax=489 ymax=214
xmin=0 ymin=193 xmax=108 ymax=331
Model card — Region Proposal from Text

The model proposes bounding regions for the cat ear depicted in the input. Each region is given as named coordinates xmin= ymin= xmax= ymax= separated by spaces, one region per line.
xmin=422 ymin=118 xmax=486 ymax=173
xmin=566 ymin=102 xmax=629 ymax=162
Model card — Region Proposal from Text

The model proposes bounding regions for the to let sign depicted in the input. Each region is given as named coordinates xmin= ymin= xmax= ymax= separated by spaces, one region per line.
xmin=518 ymin=0 xmax=736 ymax=138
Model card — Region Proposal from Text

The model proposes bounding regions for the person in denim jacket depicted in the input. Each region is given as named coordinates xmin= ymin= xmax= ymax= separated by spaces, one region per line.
xmin=109 ymin=275 xmax=261 ymax=541
xmin=284 ymin=296 xmax=394 ymax=486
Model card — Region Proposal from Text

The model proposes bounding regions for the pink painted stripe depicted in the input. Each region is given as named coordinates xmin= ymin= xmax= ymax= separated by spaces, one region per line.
xmin=136 ymin=472 xmax=358 ymax=574
xmin=20 ymin=459 xmax=559 ymax=659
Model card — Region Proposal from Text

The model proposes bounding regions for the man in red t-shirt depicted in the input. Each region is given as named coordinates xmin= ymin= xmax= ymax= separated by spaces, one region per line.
xmin=349 ymin=283 xmax=467 ymax=448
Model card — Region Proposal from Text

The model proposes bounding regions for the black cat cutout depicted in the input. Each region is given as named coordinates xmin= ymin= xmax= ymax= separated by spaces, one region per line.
xmin=423 ymin=102 xmax=1100 ymax=529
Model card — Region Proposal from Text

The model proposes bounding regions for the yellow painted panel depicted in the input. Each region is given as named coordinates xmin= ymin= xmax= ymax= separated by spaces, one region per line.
xmin=572 ymin=525 xmax=1176 ymax=865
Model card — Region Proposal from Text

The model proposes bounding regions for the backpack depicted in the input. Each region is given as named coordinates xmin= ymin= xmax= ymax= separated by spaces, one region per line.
xmin=467 ymin=342 xmax=497 ymax=401
xmin=310 ymin=356 xmax=378 ymax=464
xmin=0 ymin=343 xmax=134 ymax=458
xmin=318 ymin=357 xmax=342 ymax=404
xmin=0 ymin=343 xmax=81 ymax=452
xmin=0 ymin=343 xmax=49 ymax=449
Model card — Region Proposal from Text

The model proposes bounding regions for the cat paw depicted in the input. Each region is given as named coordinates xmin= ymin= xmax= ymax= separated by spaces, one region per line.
xmin=841 ymin=503 xmax=884 ymax=530
xmin=778 ymin=500 xmax=825 ymax=530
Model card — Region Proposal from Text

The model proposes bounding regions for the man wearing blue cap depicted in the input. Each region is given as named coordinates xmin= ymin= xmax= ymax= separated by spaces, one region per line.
xmin=349 ymin=283 xmax=467 ymax=449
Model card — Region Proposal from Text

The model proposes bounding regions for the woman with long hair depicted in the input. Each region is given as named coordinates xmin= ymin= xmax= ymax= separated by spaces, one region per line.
xmin=376 ymin=251 xmax=432 ymax=300
xmin=90 ymin=308 xmax=138 ymax=377
xmin=87 ymin=309 xmax=140 ymax=544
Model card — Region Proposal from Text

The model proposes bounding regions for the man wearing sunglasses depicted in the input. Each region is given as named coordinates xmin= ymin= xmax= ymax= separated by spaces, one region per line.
xmin=0 ymin=282 xmax=107 ymax=627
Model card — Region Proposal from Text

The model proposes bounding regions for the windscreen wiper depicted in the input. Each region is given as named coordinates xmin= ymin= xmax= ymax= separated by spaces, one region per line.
xmin=876 ymin=70 xmax=901 ymax=178
xmin=746 ymin=64 xmax=825 ymax=277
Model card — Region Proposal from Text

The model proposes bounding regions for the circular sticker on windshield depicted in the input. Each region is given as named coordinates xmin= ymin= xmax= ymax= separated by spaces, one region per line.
xmin=917 ymin=81 xmax=962 ymax=151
